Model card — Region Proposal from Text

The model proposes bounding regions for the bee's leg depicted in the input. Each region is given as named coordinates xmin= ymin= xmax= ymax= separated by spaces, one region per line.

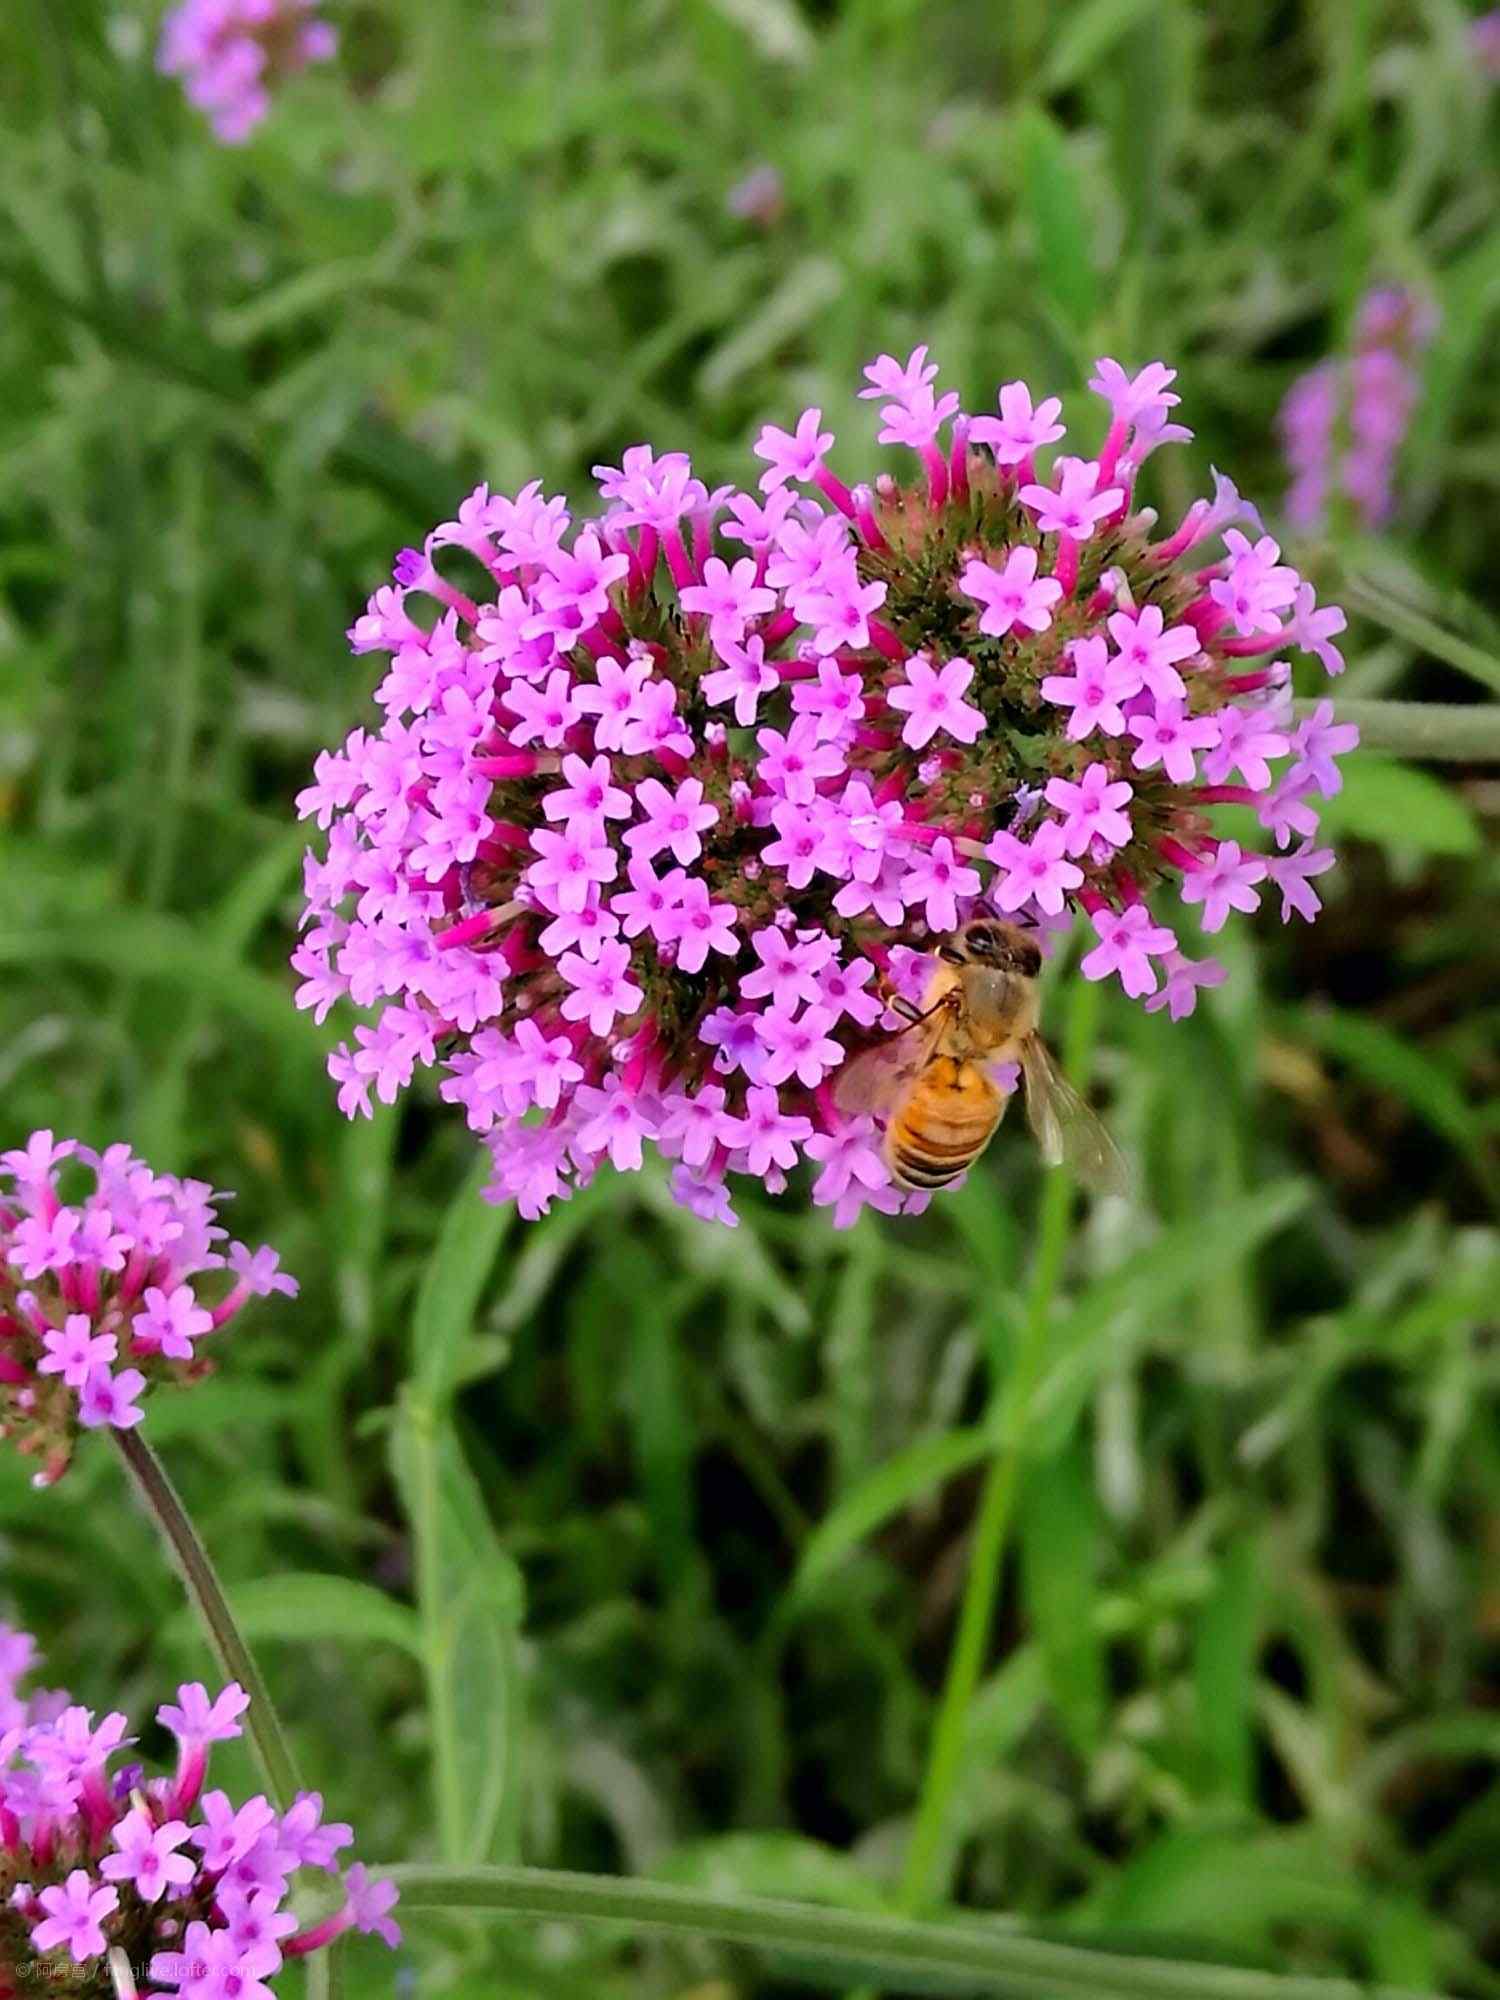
xmin=893 ymin=991 xmax=958 ymax=1029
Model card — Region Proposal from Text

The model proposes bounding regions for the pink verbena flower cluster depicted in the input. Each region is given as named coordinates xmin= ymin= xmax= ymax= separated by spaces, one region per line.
xmin=295 ymin=348 xmax=1355 ymax=1228
xmin=0 ymin=1629 xmax=397 ymax=1997
xmin=157 ymin=0 xmax=335 ymax=144
xmin=0 ymin=1135 xmax=296 ymax=1486
xmin=1279 ymin=285 xmax=1437 ymax=533
xmin=1475 ymin=10 xmax=1500 ymax=74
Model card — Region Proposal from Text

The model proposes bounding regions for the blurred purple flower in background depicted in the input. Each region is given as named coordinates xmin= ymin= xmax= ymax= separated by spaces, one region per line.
xmin=1279 ymin=284 xmax=1438 ymax=533
xmin=157 ymin=0 xmax=335 ymax=143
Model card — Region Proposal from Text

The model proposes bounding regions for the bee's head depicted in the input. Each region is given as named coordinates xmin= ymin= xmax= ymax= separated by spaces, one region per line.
xmin=949 ymin=920 xmax=1043 ymax=979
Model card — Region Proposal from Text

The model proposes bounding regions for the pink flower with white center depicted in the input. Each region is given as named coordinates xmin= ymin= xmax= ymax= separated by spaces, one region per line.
xmin=1143 ymin=952 xmax=1228 ymax=1020
xmin=805 ymin=1119 xmax=892 ymax=1207
xmin=506 ymin=1018 xmax=585 ymax=1110
xmin=624 ymin=777 xmax=719 ymax=865
xmin=1089 ymin=358 xmax=1180 ymax=431
xmin=1105 ymin=605 xmax=1200 ymax=702
xmin=657 ymin=1084 xmax=737 ymax=1169
xmin=1209 ymin=531 xmax=1300 ymax=636
xmin=131 ymin=1284 xmax=214 ymax=1361
xmin=528 ymin=825 xmax=619 ymax=914
xmin=1041 ymin=636 xmax=1142 ymax=740
xmin=887 ymin=654 xmax=986 ymax=750
xmin=799 ymin=575 xmax=888 ymax=656
xmin=574 ymin=1077 xmax=659 ymax=1173
xmin=987 ymin=820 xmax=1084 ymax=916
xmin=301 ymin=343 xmax=1349 ymax=1224
xmin=593 ymin=445 xmax=698 ymax=526
xmin=152 ymin=1924 xmax=281 ymax=1999
xmin=1127 ymin=698 xmax=1221 ymax=783
xmin=1081 ymin=904 xmax=1179 ymax=998
xmin=1259 ymin=771 xmax=1322 ymax=850
xmin=755 ymin=408 xmax=836 ymax=491
xmin=102 ymin=1808 xmax=196 ymax=1904
xmin=900 ymin=837 xmax=982 ymax=932
xmin=1202 ymin=702 xmax=1290 ymax=791
xmin=1019 ymin=456 xmax=1124 ymax=539
xmin=573 ymin=653 xmax=655 ymax=751
xmin=968 ymin=381 xmax=1066 ymax=464
xmin=77 ymin=1367 xmax=146 ymax=1431
xmin=681 ymin=556 xmax=776 ymax=643
xmin=538 ymin=895 xmax=620 ymax=962
xmin=671 ymin=880 xmax=740 ymax=973
xmin=874 ymin=381 xmax=961 ymax=450
xmin=759 ymin=797 xmax=828 ymax=889
xmin=791 ymin=658 xmax=868 ymax=740
xmin=31 ymin=1868 xmax=118 ymax=1963
xmin=542 ymin=753 xmax=633 ymax=828
xmin=1289 ymin=699 xmax=1360 ymax=797
xmin=619 ymin=675 xmax=694 ymax=760
xmin=702 ymin=634 xmax=780 ymax=724
xmin=1179 ymin=841 xmax=1268 ymax=932
xmin=558 ymin=940 xmax=644 ymax=1035
xmin=757 ymin=1003 xmax=845 ymax=1089
xmin=698 ymin=1006 xmax=769 ymax=1081
xmin=38 ymin=1317 xmax=117 ymax=1390
xmin=1286 ymin=583 xmax=1348 ymax=677
xmin=532 ymin=526 xmax=629 ymax=630
xmin=1267 ymin=841 xmax=1337 ymax=923
xmin=740 ymin=925 xmax=836 ymax=1008
xmin=501 ymin=667 xmax=581 ymax=749
xmin=959 ymin=546 xmax=1063 ymax=638
xmin=160 ymin=1681 xmax=252 ymax=1749
xmin=860 ymin=346 xmax=940 ymax=403
xmin=755 ymin=717 xmax=846 ymax=801
xmin=765 ymin=512 xmax=853 ymax=598
xmin=816 ymin=954 xmax=884 ymax=1027
xmin=728 ymin=1086 xmax=815 ymax=1176
xmin=720 ymin=486 xmax=797 ymax=551
xmin=612 ymin=857 xmax=689 ymax=941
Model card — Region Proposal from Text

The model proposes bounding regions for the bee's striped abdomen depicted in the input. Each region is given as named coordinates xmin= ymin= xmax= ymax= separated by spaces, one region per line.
xmin=885 ymin=1058 xmax=1005 ymax=1190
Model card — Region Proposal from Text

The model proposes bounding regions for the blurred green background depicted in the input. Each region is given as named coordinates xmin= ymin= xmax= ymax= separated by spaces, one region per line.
xmin=2 ymin=1 xmax=1499 ymax=1994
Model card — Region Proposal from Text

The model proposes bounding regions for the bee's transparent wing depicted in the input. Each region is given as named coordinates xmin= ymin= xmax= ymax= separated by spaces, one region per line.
xmin=1019 ymin=1036 xmax=1130 ymax=1196
xmin=833 ymin=1017 xmax=939 ymax=1120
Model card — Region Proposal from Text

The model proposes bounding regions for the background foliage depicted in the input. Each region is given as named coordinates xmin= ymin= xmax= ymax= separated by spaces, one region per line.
xmin=1 ymin=1 xmax=1498 ymax=1994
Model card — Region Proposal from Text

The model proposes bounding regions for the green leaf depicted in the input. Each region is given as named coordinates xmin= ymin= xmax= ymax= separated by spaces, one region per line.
xmin=791 ymin=1427 xmax=993 ymax=1597
xmin=1315 ymin=756 xmax=1482 ymax=857
xmin=1194 ymin=1537 xmax=1260 ymax=1802
xmin=1020 ymin=1433 xmax=1106 ymax=1756
xmin=1042 ymin=0 xmax=1161 ymax=92
xmin=1286 ymin=1010 xmax=1483 ymax=1164
xmin=1026 ymin=1181 xmax=1313 ymax=1449
xmin=1014 ymin=106 xmax=1099 ymax=336
xmin=392 ymin=1392 xmax=526 ymax=1866
xmin=208 ymin=1574 xmax=421 ymax=1659
xmin=412 ymin=1150 xmax=515 ymax=1405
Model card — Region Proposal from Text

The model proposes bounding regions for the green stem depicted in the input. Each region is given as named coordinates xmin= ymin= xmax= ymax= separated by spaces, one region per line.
xmin=899 ymin=974 xmax=1099 ymax=1913
xmin=112 ymin=1426 xmax=302 ymax=1812
xmin=380 ymin=1863 xmax=1440 ymax=2000
xmin=1292 ymin=698 xmax=1500 ymax=762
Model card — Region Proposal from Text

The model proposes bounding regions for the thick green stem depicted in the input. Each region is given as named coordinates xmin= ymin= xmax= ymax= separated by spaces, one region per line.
xmin=112 ymin=1426 xmax=302 ymax=1812
xmin=381 ymin=1863 xmax=1439 ymax=2000
xmin=1292 ymin=698 xmax=1500 ymax=763
xmin=899 ymin=973 xmax=1099 ymax=1913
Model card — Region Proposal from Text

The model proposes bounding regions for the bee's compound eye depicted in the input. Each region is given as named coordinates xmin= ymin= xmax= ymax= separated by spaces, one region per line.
xmin=1012 ymin=940 xmax=1043 ymax=978
xmin=964 ymin=925 xmax=1000 ymax=960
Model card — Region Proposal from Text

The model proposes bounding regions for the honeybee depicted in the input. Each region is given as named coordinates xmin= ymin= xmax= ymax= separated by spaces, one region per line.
xmin=834 ymin=918 xmax=1128 ymax=1194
